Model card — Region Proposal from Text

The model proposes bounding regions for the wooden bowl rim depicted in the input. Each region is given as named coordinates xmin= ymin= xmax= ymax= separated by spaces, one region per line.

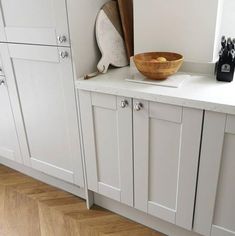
xmin=134 ymin=52 xmax=184 ymax=63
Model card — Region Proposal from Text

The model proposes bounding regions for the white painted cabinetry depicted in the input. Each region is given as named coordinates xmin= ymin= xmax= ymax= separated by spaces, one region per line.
xmin=79 ymin=91 xmax=204 ymax=229
xmin=0 ymin=58 xmax=22 ymax=163
xmin=79 ymin=91 xmax=133 ymax=206
xmin=0 ymin=43 xmax=84 ymax=186
xmin=194 ymin=111 xmax=235 ymax=236
xmin=0 ymin=0 xmax=70 ymax=46
xmin=133 ymin=100 xmax=203 ymax=229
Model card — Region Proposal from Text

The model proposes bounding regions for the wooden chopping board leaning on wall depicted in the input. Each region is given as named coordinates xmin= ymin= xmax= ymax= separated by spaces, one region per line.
xmin=96 ymin=0 xmax=129 ymax=74
xmin=117 ymin=0 xmax=134 ymax=59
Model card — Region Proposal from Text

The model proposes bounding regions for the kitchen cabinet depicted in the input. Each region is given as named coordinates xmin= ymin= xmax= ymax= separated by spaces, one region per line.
xmin=194 ymin=111 xmax=235 ymax=236
xmin=79 ymin=91 xmax=133 ymax=206
xmin=0 ymin=0 xmax=70 ymax=46
xmin=0 ymin=43 xmax=84 ymax=186
xmin=0 ymin=72 xmax=22 ymax=163
xmin=79 ymin=90 xmax=203 ymax=228
xmin=133 ymin=100 xmax=203 ymax=229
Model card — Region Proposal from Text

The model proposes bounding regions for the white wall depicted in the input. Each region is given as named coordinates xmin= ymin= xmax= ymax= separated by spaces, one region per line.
xmin=220 ymin=0 xmax=235 ymax=38
xmin=134 ymin=0 xmax=222 ymax=63
xmin=67 ymin=0 xmax=109 ymax=78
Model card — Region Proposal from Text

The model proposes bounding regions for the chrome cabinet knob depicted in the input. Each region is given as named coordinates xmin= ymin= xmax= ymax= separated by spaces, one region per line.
xmin=134 ymin=102 xmax=143 ymax=111
xmin=0 ymin=79 xmax=5 ymax=85
xmin=60 ymin=51 xmax=69 ymax=59
xmin=120 ymin=100 xmax=128 ymax=108
xmin=58 ymin=35 xmax=67 ymax=43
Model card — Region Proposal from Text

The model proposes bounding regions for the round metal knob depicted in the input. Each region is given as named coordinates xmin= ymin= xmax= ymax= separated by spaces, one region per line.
xmin=134 ymin=102 xmax=143 ymax=111
xmin=0 ymin=79 xmax=5 ymax=85
xmin=60 ymin=51 xmax=69 ymax=59
xmin=58 ymin=35 xmax=67 ymax=43
xmin=120 ymin=100 xmax=128 ymax=108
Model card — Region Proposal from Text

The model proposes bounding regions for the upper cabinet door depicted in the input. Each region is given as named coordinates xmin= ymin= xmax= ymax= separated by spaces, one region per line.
xmin=79 ymin=91 xmax=133 ymax=207
xmin=0 ymin=75 xmax=22 ymax=163
xmin=133 ymin=100 xmax=203 ymax=230
xmin=194 ymin=111 xmax=235 ymax=236
xmin=1 ymin=43 xmax=83 ymax=186
xmin=0 ymin=0 xmax=70 ymax=46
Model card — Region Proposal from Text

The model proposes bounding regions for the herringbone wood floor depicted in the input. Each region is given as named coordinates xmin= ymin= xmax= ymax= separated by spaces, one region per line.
xmin=0 ymin=165 xmax=165 ymax=236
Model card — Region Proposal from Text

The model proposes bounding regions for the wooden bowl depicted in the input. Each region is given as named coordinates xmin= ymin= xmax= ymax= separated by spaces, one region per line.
xmin=133 ymin=52 xmax=183 ymax=80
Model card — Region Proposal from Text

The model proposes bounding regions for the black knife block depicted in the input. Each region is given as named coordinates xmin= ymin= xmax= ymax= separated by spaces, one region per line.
xmin=216 ymin=57 xmax=235 ymax=82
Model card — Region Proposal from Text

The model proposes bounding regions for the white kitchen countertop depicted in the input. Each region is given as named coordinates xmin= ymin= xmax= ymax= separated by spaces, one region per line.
xmin=76 ymin=67 xmax=235 ymax=115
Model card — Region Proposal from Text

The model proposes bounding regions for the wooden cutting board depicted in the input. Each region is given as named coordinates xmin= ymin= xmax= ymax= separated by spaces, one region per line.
xmin=96 ymin=0 xmax=128 ymax=73
xmin=118 ymin=0 xmax=134 ymax=59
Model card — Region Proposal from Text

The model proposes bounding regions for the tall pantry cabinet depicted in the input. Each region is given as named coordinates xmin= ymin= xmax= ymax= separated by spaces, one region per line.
xmin=0 ymin=0 xmax=94 ymax=186
xmin=0 ymin=53 xmax=22 ymax=163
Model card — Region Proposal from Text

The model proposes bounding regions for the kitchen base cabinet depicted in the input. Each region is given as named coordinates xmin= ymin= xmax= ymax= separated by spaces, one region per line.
xmin=79 ymin=91 xmax=133 ymax=206
xmin=79 ymin=90 xmax=204 ymax=230
xmin=133 ymin=100 xmax=203 ymax=230
xmin=194 ymin=111 xmax=235 ymax=236
xmin=1 ymin=43 xmax=84 ymax=186
xmin=0 ymin=76 xmax=22 ymax=163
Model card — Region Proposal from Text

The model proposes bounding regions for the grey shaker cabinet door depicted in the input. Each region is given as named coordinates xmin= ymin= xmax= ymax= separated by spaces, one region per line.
xmin=79 ymin=91 xmax=133 ymax=207
xmin=0 ymin=0 xmax=70 ymax=46
xmin=0 ymin=57 xmax=22 ymax=163
xmin=133 ymin=100 xmax=203 ymax=230
xmin=194 ymin=111 xmax=235 ymax=236
xmin=1 ymin=43 xmax=84 ymax=186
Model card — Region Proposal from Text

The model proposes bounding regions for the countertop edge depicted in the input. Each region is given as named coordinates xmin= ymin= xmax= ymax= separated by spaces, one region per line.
xmin=75 ymin=67 xmax=235 ymax=116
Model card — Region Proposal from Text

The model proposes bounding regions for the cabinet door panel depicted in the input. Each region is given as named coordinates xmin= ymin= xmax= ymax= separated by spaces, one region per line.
xmin=94 ymin=106 xmax=120 ymax=189
xmin=148 ymin=118 xmax=181 ymax=210
xmin=194 ymin=111 xmax=235 ymax=236
xmin=2 ymin=44 xmax=83 ymax=186
xmin=0 ymin=0 xmax=69 ymax=46
xmin=0 ymin=44 xmax=30 ymax=166
xmin=79 ymin=91 xmax=133 ymax=206
xmin=213 ymin=134 xmax=235 ymax=234
xmin=134 ymin=100 xmax=203 ymax=230
xmin=0 ymin=77 xmax=22 ymax=162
